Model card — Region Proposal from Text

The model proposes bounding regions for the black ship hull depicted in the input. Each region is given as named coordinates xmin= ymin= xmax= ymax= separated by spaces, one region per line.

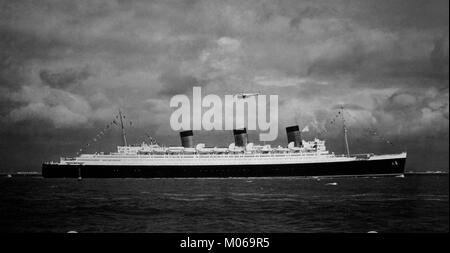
xmin=42 ymin=157 xmax=406 ymax=178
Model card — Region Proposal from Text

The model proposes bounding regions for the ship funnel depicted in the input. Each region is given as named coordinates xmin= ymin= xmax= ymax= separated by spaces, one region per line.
xmin=180 ymin=130 xmax=194 ymax=148
xmin=286 ymin=125 xmax=302 ymax=147
xmin=233 ymin=128 xmax=248 ymax=147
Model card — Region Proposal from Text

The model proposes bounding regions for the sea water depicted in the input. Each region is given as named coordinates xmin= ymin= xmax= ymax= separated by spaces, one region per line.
xmin=0 ymin=174 xmax=448 ymax=232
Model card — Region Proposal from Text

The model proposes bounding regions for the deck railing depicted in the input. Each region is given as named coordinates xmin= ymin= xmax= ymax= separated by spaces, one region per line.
xmin=60 ymin=151 xmax=341 ymax=162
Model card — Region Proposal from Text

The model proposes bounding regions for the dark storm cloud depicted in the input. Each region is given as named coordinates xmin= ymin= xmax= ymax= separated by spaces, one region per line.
xmin=373 ymin=88 xmax=449 ymax=135
xmin=431 ymin=37 xmax=450 ymax=78
xmin=0 ymin=0 xmax=448 ymax=171
xmin=39 ymin=67 xmax=91 ymax=89
xmin=289 ymin=6 xmax=338 ymax=29
xmin=349 ymin=0 xmax=449 ymax=30
xmin=332 ymin=104 xmax=366 ymax=111
xmin=158 ymin=67 xmax=204 ymax=97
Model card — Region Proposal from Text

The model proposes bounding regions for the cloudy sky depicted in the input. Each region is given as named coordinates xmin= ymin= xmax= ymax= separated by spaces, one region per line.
xmin=0 ymin=0 xmax=448 ymax=172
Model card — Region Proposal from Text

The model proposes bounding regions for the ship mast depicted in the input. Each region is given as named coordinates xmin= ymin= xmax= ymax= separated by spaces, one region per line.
xmin=340 ymin=105 xmax=350 ymax=157
xmin=118 ymin=109 xmax=128 ymax=146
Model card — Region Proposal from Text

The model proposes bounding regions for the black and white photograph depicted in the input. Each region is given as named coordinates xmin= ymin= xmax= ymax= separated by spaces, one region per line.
xmin=0 ymin=0 xmax=448 ymax=241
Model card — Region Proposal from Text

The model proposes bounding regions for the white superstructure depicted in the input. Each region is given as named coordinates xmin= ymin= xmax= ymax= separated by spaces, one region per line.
xmin=57 ymin=139 xmax=407 ymax=166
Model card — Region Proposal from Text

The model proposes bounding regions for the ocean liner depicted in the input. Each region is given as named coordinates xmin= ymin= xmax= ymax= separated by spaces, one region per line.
xmin=42 ymin=109 xmax=407 ymax=178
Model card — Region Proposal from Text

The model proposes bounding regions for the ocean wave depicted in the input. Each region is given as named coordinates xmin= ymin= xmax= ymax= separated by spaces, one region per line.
xmin=163 ymin=193 xmax=214 ymax=197
xmin=346 ymin=193 xmax=384 ymax=197
xmin=230 ymin=192 xmax=299 ymax=197
xmin=111 ymin=197 xmax=133 ymax=200
xmin=423 ymin=198 xmax=447 ymax=201
xmin=232 ymin=197 xmax=299 ymax=202
xmin=406 ymin=171 xmax=449 ymax=174
xmin=87 ymin=197 xmax=108 ymax=200
xmin=168 ymin=197 xmax=209 ymax=202
xmin=416 ymin=194 xmax=449 ymax=198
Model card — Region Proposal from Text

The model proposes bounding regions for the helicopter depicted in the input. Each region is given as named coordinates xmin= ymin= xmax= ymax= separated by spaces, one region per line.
xmin=235 ymin=92 xmax=260 ymax=99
